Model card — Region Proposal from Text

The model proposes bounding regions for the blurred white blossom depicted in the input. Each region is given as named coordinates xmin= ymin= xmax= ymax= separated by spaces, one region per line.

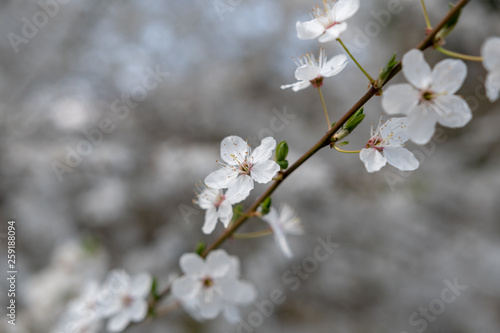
xmin=481 ymin=36 xmax=500 ymax=102
xmin=196 ymin=187 xmax=238 ymax=234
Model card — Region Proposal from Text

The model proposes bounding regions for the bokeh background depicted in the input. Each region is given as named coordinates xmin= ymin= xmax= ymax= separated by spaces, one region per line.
xmin=1 ymin=0 xmax=500 ymax=332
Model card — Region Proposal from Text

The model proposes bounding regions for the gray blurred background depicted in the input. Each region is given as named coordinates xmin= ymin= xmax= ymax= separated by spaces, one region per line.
xmin=1 ymin=0 xmax=500 ymax=332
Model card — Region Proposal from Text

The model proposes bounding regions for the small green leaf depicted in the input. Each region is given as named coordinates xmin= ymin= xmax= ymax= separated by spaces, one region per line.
xmin=195 ymin=241 xmax=206 ymax=256
xmin=276 ymin=141 xmax=289 ymax=162
xmin=338 ymin=141 xmax=349 ymax=146
xmin=260 ymin=197 xmax=272 ymax=216
xmin=436 ymin=4 xmax=462 ymax=40
xmin=376 ymin=52 xmax=398 ymax=88
xmin=232 ymin=204 xmax=244 ymax=221
xmin=151 ymin=277 xmax=160 ymax=300
xmin=277 ymin=160 xmax=288 ymax=170
xmin=344 ymin=107 xmax=365 ymax=133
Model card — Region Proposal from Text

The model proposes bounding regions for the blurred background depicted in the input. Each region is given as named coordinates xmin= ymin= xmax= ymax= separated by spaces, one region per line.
xmin=1 ymin=0 xmax=500 ymax=332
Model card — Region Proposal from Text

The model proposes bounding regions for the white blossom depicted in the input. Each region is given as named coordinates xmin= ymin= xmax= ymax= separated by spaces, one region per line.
xmin=281 ymin=49 xmax=347 ymax=91
xmin=382 ymin=49 xmax=472 ymax=144
xmin=196 ymin=187 xmax=236 ymax=234
xmin=481 ymin=36 xmax=500 ymax=102
xmin=172 ymin=250 xmax=256 ymax=323
xmin=261 ymin=203 xmax=304 ymax=258
xmin=359 ymin=117 xmax=419 ymax=173
xmin=99 ymin=270 xmax=152 ymax=332
xmin=296 ymin=0 xmax=360 ymax=43
xmin=204 ymin=136 xmax=280 ymax=203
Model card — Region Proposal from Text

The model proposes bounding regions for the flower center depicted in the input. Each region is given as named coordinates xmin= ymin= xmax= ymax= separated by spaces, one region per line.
xmin=366 ymin=136 xmax=384 ymax=151
xmin=419 ymin=89 xmax=436 ymax=104
xmin=202 ymin=277 xmax=214 ymax=288
xmin=214 ymin=194 xmax=225 ymax=208
xmin=312 ymin=0 xmax=337 ymax=28
xmin=121 ymin=295 xmax=133 ymax=307
xmin=238 ymin=161 xmax=252 ymax=175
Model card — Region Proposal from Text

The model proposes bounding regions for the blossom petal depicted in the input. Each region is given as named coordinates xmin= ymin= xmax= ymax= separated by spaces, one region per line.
xmin=129 ymin=299 xmax=148 ymax=322
xmin=225 ymin=175 xmax=254 ymax=203
xmin=250 ymin=137 xmax=276 ymax=164
xmin=402 ymin=49 xmax=432 ymax=89
xmin=481 ymin=37 xmax=500 ymax=72
xmin=318 ymin=22 xmax=347 ymax=43
xmin=107 ymin=311 xmax=130 ymax=332
xmin=251 ymin=160 xmax=280 ymax=184
xmin=321 ymin=54 xmax=348 ymax=77
xmin=295 ymin=64 xmax=322 ymax=81
xmin=172 ymin=275 xmax=200 ymax=299
xmin=383 ymin=146 xmax=419 ymax=171
xmin=130 ymin=273 xmax=152 ymax=298
xmin=382 ymin=84 xmax=420 ymax=115
xmin=334 ymin=0 xmax=361 ymax=22
xmin=199 ymin=296 xmax=222 ymax=319
xmin=202 ymin=207 xmax=218 ymax=234
xmin=217 ymin=200 xmax=233 ymax=228
xmin=197 ymin=188 xmax=217 ymax=209
xmin=220 ymin=136 xmax=250 ymax=166
xmin=179 ymin=253 xmax=204 ymax=275
xmin=206 ymin=250 xmax=231 ymax=278
xmin=485 ymin=69 xmax=500 ymax=102
xmin=204 ymin=167 xmax=238 ymax=189
xmin=280 ymin=81 xmax=311 ymax=91
xmin=379 ymin=117 xmax=410 ymax=145
xmin=223 ymin=305 xmax=241 ymax=324
xmin=429 ymin=59 xmax=467 ymax=94
xmin=296 ymin=19 xmax=325 ymax=40
xmin=263 ymin=207 xmax=293 ymax=258
xmin=222 ymin=280 xmax=257 ymax=305
xmin=360 ymin=148 xmax=387 ymax=173
xmin=433 ymin=95 xmax=472 ymax=128
xmin=407 ymin=105 xmax=438 ymax=144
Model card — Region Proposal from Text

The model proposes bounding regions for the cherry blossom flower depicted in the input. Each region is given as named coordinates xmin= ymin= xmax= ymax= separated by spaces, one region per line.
xmin=281 ymin=49 xmax=348 ymax=91
xmin=196 ymin=186 xmax=237 ymax=234
xmin=99 ymin=270 xmax=152 ymax=332
xmin=204 ymin=136 xmax=280 ymax=203
xmin=359 ymin=117 xmax=419 ymax=173
xmin=382 ymin=49 xmax=472 ymax=144
xmin=296 ymin=0 xmax=360 ymax=43
xmin=261 ymin=203 xmax=304 ymax=258
xmin=172 ymin=250 xmax=256 ymax=323
xmin=481 ymin=37 xmax=500 ymax=102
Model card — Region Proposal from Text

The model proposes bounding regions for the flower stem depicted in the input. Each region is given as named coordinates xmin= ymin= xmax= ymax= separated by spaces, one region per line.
xmin=435 ymin=46 xmax=483 ymax=62
xmin=317 ymin=87 xmax=331 ymax=130
xmin=336 ymin=38 xmax=375 ymax=84
xmin=421 ymin=0 xmax=432 ymax=29
xmin=233 ymin=229 xmax=273 ymax=239
xmin=333 ymin=145 xmax=361 ymax=154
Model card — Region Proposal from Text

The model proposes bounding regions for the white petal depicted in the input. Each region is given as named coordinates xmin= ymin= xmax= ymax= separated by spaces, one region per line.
xmin=204 ymin=167 xmax=238 ymax=189
xmin=318 ymin=23 xmax=347 ymax=43
xmin=225 ymin=175 xmax=254 ymax=203
xmin=402 ymin=49 xmax=432 ymax=89
xmin=296 ymin=19 xmax=325 ymax=40
xmin=433 ymin=95 xmax=472 ymax=128
xmin=481 ymin=37 xmax=500 ymax=72
xmin=250 ymin=137 xmax=276 ymax=164
xmin=206 ymin=250 xmax=231 ymax=278
xmin=383 ymin=146 xmax=419 ymax=171
xmin=280 ymin=80 xmax=311 ymax=91
xmin=197 ymin=188 xmax=217 ymax=209
xmin=130 ymin=273 xmax=152 ymax=298
xmin=202 ymin=208 xmax=219 ymax=234
xmin=334 ymin=0 xmax=361 ymax=22
xmin=107 ymin=311 xmax=131 ymax=332
xmin=279 ymin=204 xmax=304 ymax=235
xmin=179 ymin=253 xmax=204 ymax=275
xmin=199 ymin=297 xmax=222 ymax=319
xmin=251 ymin=160 xmax=280 ymax=184
xmin=321 ymin=54 xmax=348 ymax=77
xmin=217 ymin=200 xmax=233 ymax=228
xmin=129 ymin=299 xmax=148 ymax=322
xmin=295 ymin=64 xmax=321 ymax=81
xmin=226 ymin=256 xmax=240 ymax=278
xmin=382 ymin=84 xmax=420 ymax=115
xmin=220 ymin=136 xmax=250 ymax=166
xmin=360 ymin=148 xmax=387 ymax=173
xmin=172 ymin=276 xmax=200 ymax=300
xmin=379 ymin=117 xmax=410 ymax=145
xmin=222 ymin=279 xmax=257 ymax=305
xmin=223 ymin=305 xmax=241 ymax=324
xmin=407 ymin=105 xmax=438 ymax=144
xmin=429 ymin=59 xmax=467 ymax=94
xmin=485 ymin=69 xmax=500 ymax=102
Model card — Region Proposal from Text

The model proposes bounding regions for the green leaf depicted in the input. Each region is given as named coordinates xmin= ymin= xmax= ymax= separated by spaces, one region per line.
xmin=338 ymin=141 xmax=349 ymax=146
xmin=436 ymin=4 xmax=462 ymax=40
xmin=344 ymin=107 xmax=365 ymax=133
xmin=151 ymin=277 xmax=160 ymax=300
xmin=376 ymin=52 xmax=398 ymax=87
xmin=260 ymin=197 xmax=272 ymax=216
xmin=276 ymin=141 xmax=289 ymax=162
xmin=195 ymin=241 xmax=206 ymax=256
xmin=277 ymin=160 xmax=289 ymax=170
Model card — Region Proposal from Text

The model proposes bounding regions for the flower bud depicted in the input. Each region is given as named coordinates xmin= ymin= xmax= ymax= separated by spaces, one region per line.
xmin=260 ymin=197 xmax=272 ymax=216
xmin=195 ymin=241 xmax=206 ymax=255
xmin=276 ymin=141 xmax=289 ymax=162
xmin=376 ymin=53 xmax=398 ymax=88
xmin=436 ymin=4 xmax=462 ymax=41
xmin=277 ymin=160 xmax=289 ymax=170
